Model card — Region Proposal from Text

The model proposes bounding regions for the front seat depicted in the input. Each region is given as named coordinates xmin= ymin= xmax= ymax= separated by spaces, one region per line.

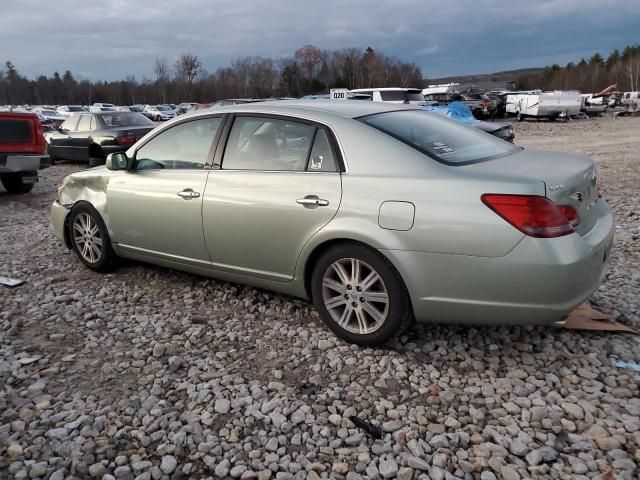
xmin=246 ymin=134 xmax=279 ymax=167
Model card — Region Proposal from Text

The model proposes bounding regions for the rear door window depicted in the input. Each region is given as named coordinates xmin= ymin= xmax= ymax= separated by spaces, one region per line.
xmin=77 ymin=115 xmax=92 ymax=131
xmin=60 ymin=116 xmax=79 ymax=132
xmin=222 ymin=116 xmax=316 ymax=171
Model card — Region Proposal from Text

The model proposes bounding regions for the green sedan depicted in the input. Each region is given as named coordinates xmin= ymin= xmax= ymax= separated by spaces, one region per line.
xmin=51 ymin=101 xmax=614 ymax=345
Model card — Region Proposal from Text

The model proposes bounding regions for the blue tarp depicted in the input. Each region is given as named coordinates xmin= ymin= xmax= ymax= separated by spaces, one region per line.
xmin=420 ymin=102 xmax=478 ymax=125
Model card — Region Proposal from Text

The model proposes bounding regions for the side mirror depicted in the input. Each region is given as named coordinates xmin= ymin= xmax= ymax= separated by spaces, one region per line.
xmin=106 ymin=152 xmax=131 ymax=171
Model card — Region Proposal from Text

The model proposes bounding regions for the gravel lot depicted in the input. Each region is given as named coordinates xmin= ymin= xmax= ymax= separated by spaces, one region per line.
xmin=1 ymin=116 xmax=639 ymax=480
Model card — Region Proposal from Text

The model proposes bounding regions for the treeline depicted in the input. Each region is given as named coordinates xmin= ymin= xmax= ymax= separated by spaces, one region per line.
xmin=516 ymin=43 xmax=640 ymax=92
xmin=0 ymin=45 xmax=422 ymax=105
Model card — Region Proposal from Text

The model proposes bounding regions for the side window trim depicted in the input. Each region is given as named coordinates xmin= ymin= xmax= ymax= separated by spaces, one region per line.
xmin=303 ymin=127 xmax=319 ymax=171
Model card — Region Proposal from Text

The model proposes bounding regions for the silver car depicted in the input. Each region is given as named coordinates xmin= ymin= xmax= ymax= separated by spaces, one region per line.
xmin=51 ymin=102 xmax=613 ymax=345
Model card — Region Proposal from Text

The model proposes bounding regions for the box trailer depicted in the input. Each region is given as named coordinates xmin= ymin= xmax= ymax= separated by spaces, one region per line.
xmin=506 ymin=92 xmax=582 ymax=121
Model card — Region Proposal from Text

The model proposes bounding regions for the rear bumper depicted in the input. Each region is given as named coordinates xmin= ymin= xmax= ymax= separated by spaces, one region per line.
xmin=51 ymin=201 xmax=71 ymax=247
xmin=0 ymin=154 xmax=50 ymax=173
xmin=383 ymin=199 xmax=614 ymax=325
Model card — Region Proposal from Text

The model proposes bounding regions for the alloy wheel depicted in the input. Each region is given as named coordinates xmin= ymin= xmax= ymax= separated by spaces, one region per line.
xmin=321 ymin=258 xmax=389 ymax=334
xmin=72 ymin=212 xmax=103 ymax=263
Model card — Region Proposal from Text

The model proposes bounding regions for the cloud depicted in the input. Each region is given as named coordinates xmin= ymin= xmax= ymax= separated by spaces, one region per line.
xmin=0 ymin=0 xmax=638 ymax=80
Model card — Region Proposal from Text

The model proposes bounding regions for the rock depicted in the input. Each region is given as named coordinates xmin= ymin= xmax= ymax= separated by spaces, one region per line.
xmin=509 ymin=439 xmax=529 ymax=456
xmin=397 ymin=467 xmax=413 ymax=480
xmin=214 ymin=398 xmax=231 ymax=414
xmin=29 ymin=462 xmax=47 ymax=477
xmin=561 ymin=402 xmax=584 ymax=420
xmin=215 ymin=459 xmax=231 ymax=477
xmin=88 ymin=463 xmax=106 ymax=478
xmin=7 ymin=443 xmax=23 ymax=458
xmin=526 ymin=447 xmax=557 ymax=466
xmin=379 ymin=459 xmax=398 ymax=479
xmin=230 ymin=465 xmax=248 ymax=478
xmin=168 ymin=356 xmax=183 ymax=371
xmin=407 ymin=456 xmax=429 ymax=471
xmin=333 ymin=462 xmax=349 ymax=475
xmin=500 ymin=466 xmax=520 ymax=480
xmin=160 ymin=456 xmax=177 ymax=475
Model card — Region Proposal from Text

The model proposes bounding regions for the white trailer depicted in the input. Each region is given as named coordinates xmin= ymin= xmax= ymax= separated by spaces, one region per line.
xmin=506 ymin=92 xmax=582 ymax=121
xmin=422 ymin=83 xmax=459 ymax=95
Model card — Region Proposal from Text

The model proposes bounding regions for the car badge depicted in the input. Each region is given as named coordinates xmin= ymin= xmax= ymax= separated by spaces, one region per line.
xmin=570 ymin=192 xmax=584 ymax=202
xmin=548 ymin=184 xmax=566 ymax=192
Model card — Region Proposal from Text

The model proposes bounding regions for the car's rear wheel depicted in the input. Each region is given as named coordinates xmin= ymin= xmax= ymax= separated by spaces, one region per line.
xmin=68 ymin=203 xmax=118 ymax=272
xmin=1 ymin=173 xmax=35 ymax=194
xmin=311 ymin=243 xmax=413 ymax=346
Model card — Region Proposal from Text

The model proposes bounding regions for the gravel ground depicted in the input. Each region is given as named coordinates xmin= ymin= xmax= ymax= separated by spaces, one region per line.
xmin=1 ymin=116 xmax=639 ymax=480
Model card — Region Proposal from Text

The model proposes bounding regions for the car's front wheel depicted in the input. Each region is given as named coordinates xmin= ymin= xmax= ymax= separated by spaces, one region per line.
xmin=311 ymin=243 xmax=413 ymax=346
xmin=68 ymin=203 xmax=118 ymax=272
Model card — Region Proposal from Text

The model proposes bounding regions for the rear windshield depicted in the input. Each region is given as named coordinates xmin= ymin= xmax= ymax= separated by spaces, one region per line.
xmin=98 ymin=112 xmax=154 ymax=127
xmin=0 ymin=119 xmax=32 ymax=143
xmin=379 ymin=91 xmax=425 ymax=102
xmin=359 ymin=110 xmax=518 ymax=165
xmin=68 ymin=106 xmax=86 ymax=112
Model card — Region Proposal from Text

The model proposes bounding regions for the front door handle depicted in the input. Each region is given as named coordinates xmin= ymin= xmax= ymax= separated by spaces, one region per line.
xmin=296 ymin=195 xmax=329 ymax=207
xmin=177 ymin=189 xmax=200 ymax=199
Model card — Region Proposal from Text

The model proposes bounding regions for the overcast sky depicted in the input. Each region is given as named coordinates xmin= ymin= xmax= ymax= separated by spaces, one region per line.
xmin=1 ymin=0 xmax=638 ymax=81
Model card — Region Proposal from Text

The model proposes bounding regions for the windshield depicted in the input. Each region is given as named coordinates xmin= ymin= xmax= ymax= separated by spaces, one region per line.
xmin=41 ymin=110 xmax=58 ymax=116
xmin=68 ymin=106 xmax=87 ymax=112
xmin=156 ymin=106 xmax=169 ymax=111
xmin=379 ymin=91 xmax=425 ymax=102
xmin=359 ymin=110 xmax=518 ymax=165
xmin=99 ymin=112 xmax=154 ymax=127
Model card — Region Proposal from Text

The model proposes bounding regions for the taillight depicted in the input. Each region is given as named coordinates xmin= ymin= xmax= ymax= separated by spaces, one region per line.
xmin=116 ymin=134 xmax=137 ymax=145
xmin=558 ymin=205 xmax=580 ymax=228
xmin=481 ymin=194 xmax=575 ymax=238
xmin=35 ymin=120 xmax=45 ymax=145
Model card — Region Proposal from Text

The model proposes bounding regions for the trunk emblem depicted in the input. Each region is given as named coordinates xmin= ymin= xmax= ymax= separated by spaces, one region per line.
xmin=548 ymin=184 xmax=566 ymax=192
xmin=570 ymin=192 xmax=584 ymax=202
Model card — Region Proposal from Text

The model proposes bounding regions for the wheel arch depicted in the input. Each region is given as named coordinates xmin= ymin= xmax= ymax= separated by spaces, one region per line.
xmin=88 ymin=143 xmax=105 ymax=159
xmin=302 ymin=237 xmax=406 ymax=302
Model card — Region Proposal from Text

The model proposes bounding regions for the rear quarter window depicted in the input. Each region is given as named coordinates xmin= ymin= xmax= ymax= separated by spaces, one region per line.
xmin=359 ymin=109 xmax=518 ymax=165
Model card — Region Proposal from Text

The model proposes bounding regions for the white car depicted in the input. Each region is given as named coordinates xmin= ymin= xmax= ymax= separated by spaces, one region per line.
xmin=32 ymin=107 xmax=66 ymax=123
xmin=349 ymin=88 xmax=425 ymax=104
xmin=144 ymin=105 xmax=176 ymax=121
xmin=57 ymin=105 xmax=89 ymax=117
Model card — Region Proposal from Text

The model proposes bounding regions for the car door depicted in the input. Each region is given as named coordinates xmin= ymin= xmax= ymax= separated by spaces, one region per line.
xmin=202 ymin=114 xmax=342 ymax=282
xmin=50 ymin=116 xmax=79 ymax=159
xmin=67 ymin=114 xmax=94 ymax=160
xmin=106 ymin=115 xmax=224 ymax=265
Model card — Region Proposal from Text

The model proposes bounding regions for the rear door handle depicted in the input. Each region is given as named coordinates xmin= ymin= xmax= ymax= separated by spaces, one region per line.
xmin=296 ymin=195 xmax=329 ymax=207
xmin=177 ymin=189 xmax=200 ymax=199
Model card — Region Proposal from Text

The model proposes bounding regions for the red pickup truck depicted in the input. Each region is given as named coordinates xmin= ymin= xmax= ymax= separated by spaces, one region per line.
xmin=0 ymin=111 xmax=50 ymax=194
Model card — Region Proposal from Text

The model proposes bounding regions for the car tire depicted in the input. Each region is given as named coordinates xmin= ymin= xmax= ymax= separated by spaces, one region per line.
xmin=311 ymin=243 xmax=413 ymax=346
xmin=1 ymin=173 xmax=35 ymax=194
xmin=68 ymin=202 xmax=118 ymax=272
xmin=46 ymin=144 xmax=57 ymax=165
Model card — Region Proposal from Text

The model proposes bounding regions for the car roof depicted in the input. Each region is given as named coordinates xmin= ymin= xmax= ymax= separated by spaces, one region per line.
xmin=197 ymin=100 xmax=420 ymax=120
xmin=350 ymin=87 xmax=423 ymax=93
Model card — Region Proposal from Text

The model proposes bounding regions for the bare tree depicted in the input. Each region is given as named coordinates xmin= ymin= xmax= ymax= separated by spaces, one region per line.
xmin=154 ymin=58 xmax=170 ymax=103
xmin=294 ymin=45 xmax=324 ymax=80
xmin=175 ymin=53 xmax=202 ymax=99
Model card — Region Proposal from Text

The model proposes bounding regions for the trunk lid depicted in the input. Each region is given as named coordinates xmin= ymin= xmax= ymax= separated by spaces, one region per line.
xmin=464 ymin=149 xmax=599 ymax=235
